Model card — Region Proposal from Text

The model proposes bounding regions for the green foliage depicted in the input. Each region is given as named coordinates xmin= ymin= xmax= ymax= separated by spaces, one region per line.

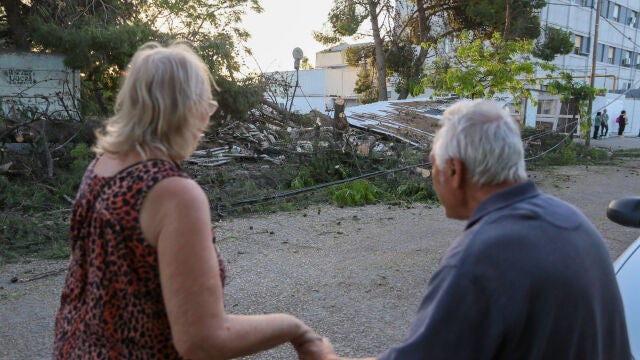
xmin=290 ymin=151 xmax=354 ymax=189
xmin=522 ymin=128 xmax=610 ymax=167
xmin=30 ymin=18 xmax=157 ymax=100
xmin=345 ymin=45 xmax=373 ymax=67
xmin=540 ymin=141 xmax=578 ymax=165
xmin=0 ymin=170 xmax=76 ymax=264
xmin=291 ymin=168 xmax=316 ymax=189
xmin=354 ymin=68 xmax=379 ymax=104
xmin=2 ymin=0 xmax=264 ymax=116
xmin=546 ymin=72 xmax=597 ymax=105
xmin=69 ymin=143 xmax=94 ymax=174
xmin=613 ymin=149 xmax=640 ymax=158
xmin=214 ymin=76 xmax=264 ymax=120
xmin=442 ymin=31 xmax=540 ymax=101
xmin=0 ymin=213 xmax=70 ymax=265
xmin=546 ymin=72 xmax=597 ymax=141
xmin=396 ymin=180 xmax=436 ymax=202
xmin=533 ymin=26 xmax=573 ymax=61
xmin=328 ymin=0 xmax=368 ymax=36
xmin=423 ymin=57 xmax=451 ymax=95
xmin=386 ymin=41 xmax=427 ymax=97
xmin=581 ymin=146 xmax=609 ymax=162
xmin=456 ymin=0 xmax=546 ymax=40
xmin=0 ymin=177 xmax=60 ymax=213
xmin=300 ymin=56 xmax=314 ymax=70
xmin=329 ymin=179 xmax=385 ymax=206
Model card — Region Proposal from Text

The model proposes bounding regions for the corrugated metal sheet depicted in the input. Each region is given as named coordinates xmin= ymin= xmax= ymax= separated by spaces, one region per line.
xmin=344 ymin=99 xmax=450 ymax=147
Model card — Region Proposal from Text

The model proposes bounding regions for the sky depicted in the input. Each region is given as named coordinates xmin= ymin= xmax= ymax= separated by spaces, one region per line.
xmin=240 ymin=0 xmax=335 ymax=73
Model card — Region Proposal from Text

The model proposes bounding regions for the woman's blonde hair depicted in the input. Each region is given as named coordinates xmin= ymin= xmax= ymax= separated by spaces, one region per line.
xmin=94 ymin=41 xmax=214 ymax=161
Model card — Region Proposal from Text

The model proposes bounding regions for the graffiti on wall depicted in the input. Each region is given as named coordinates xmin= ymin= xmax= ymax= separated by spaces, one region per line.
xmin=3 ymin=69 xmax=36 ymax=86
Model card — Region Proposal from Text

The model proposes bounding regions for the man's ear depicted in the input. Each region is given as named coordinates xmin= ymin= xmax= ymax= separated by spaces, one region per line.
xmin=449 ymin=158 xmax=466 ymax=189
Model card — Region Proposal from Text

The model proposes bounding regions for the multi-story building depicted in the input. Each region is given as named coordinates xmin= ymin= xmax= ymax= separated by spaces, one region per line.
xmin=393 ymin=0 xmax=640 ymax=134
xmin=393 ymin=0 xmax=640 ymax=92
xmin=540 ymin=0 xmax=640 ymax=93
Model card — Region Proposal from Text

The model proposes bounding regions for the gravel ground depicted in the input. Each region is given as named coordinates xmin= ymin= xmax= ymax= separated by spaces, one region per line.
xmin=1 ymin=154 xmax=640 ymax=359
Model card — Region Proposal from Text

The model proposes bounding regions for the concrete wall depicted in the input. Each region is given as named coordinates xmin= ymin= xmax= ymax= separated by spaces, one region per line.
xmin=316 ymin=51 xmax=345 ymax=68
xmin=0 ymin=51 xmax=80 ymax=120
xmin=325 ymin=68 xmax=358 ymax=98
xmin=269 ymin=69 xmax=328 ymax=114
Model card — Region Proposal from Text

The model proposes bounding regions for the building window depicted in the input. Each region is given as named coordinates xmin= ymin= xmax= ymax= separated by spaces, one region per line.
xmin=537 ymin=100 xmax=553 ymax=115
xmin=622 ymin=50 xmax=632 ymax=66
xmin=579 ymin=0 xmax=593 ymax=7
xmin=574 ymin=35 xmax=583 ymax=55
xmin=608 ymin=47 xmax=615 ymax=64
xmin=630 ymin=11 xmax=638 ymax=27
xmin=573 ymin=35 xmax=590 ymax=55
xmin=613 ymin=4 xmax=620 ymax=21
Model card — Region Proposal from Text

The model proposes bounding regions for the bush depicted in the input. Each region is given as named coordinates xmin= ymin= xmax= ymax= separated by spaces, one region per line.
xmin=329 ymin=179 xmax=385 ymax=207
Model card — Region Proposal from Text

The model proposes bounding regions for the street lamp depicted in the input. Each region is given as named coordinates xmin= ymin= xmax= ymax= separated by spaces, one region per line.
xmin=289 ymin=47 xmax=303 ymax=113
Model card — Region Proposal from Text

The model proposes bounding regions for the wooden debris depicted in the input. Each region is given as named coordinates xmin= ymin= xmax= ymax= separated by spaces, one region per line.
xmin=17 ymin=267 xmax=67 ymax=283
xmin=0 ymin=161 xmax=13 ymax=174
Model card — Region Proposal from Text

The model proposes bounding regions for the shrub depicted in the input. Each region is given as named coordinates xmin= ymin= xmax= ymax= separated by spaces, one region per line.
xmin=329 ymin=179 xmax=385 ymax=207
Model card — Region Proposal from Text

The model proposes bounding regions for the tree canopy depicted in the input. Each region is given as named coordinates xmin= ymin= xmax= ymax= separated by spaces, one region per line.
xmin=315 ymin=0 xmax=570 ymax=101
xmin=0 ymin=0 xmax=263 ymax=116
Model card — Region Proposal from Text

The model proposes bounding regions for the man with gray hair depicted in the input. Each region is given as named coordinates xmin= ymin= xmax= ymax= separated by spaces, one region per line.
xmin=337 ymin=100 xmax=630 ymax=360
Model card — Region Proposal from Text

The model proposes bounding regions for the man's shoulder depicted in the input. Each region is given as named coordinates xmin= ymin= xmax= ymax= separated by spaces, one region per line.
xmin=484 ymin=191 xmax=583 ymax=230
xmin=460 ymin=193 xmax=593 ymax=259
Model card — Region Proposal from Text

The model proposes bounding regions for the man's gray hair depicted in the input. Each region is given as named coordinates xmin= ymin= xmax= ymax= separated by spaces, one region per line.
xmin=431 ymin=100 xmax=527 ymax=186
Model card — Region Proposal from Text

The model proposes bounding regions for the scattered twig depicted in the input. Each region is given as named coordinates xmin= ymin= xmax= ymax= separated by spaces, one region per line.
xmin=17 ymin=267 xmax=67 ymax=283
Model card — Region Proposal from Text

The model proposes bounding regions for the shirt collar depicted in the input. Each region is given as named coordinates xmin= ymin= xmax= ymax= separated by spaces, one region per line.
xmin=466 ymin=180 xmax=540 ymax=230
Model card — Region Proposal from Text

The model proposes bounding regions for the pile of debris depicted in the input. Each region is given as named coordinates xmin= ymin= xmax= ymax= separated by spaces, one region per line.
xmin=186 ymin=100 xmax=444 ymax=168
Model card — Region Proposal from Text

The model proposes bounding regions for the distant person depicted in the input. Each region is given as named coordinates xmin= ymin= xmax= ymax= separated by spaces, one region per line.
xmin=600 ymin=108 xmax=609 ymax=137
xmin=593 ymin=111 xmax=601 ymax=140
xmin=617 ymin=110 xmax=628 ymax=136
xmin=54 ymin=41 xmax=335 ymax=359
xmin=333 ymin=100 xmax=631 ymax=360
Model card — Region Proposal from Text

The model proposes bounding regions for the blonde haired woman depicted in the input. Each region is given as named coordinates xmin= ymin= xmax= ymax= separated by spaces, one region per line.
xmin=54 ymin=41 xmax=334 ymax=359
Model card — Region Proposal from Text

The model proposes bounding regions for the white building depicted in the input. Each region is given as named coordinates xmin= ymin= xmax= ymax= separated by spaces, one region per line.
xmin=266 ymin=44 xmax=376 ymax=115
xmin=540 ymin=0 xmax=640 ymax=92
xmin=394 ymin=0 xmax=640 ymax=135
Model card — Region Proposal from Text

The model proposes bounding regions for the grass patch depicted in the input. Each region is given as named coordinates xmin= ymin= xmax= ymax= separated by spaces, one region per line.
xmin=613 ymin=148 xmax=640 ymax=158
xmin=0 ymin=213 xmax=70 ymax=266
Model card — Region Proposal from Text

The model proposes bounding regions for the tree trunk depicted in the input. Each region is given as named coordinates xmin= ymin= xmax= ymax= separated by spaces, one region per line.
xmin=368 ymin=0 xmax=388 ymax=101
xmin=4 ymin=0 xmax=31 ymax=50
xmin=397 ymin=87 xmax=409 ymax=100
xmin=93 ymin=87 xmax=110 ymax=117
xmin=504 ymin=0 xmax=512 ymax=40
xmin=396 ymin=0 xmax=430 ymax=100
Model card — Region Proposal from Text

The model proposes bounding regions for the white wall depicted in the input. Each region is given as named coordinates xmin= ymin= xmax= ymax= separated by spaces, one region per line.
xmin=325 ymin=68 xmax=358 ymax=98
xmin=588 ymin=94 xmax=639 ymax=136
xmin=316 ymin=51 xmax=345 ymax=68
xmin=0 ymin=51 xmax=80 ymax=120
xmin=269 ymin=69 xmax=328 ymax=113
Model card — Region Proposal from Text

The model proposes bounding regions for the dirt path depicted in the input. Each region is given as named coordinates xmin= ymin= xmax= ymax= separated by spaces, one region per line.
xmin=1 ymin=159 xmax=639 ymax=359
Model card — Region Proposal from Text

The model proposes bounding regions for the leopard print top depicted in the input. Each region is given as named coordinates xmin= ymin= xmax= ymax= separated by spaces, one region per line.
xmin=54 ymin=158 xmax=226 ymax=359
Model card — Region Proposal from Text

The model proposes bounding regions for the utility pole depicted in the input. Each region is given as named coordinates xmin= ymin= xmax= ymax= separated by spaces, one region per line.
xmin=586 ymin=0 xmax=602 ymax=147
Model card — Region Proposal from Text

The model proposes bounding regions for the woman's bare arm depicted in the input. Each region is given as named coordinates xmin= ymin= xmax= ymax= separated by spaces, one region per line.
xmin=141 ymin=177 xmax=334 ymax=359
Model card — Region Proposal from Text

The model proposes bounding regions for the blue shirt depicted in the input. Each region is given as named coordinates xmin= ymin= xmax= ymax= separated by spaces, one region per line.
xmin=379 ymin=181 xmax=631 ymax=360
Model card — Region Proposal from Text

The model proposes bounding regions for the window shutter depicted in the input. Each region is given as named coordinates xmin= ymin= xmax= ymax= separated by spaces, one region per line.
xmin=608 ymin=2 xmax=616 ymax=19
xmin=600 ymin=0 xmax=609 ymax=17
xmin=598 ymin=44 xmax=606 ymax=62
xmin=614 ymin=47 xmax=623 ymax=65
xmin=581 ymin=36 xmax=591 ymax=54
